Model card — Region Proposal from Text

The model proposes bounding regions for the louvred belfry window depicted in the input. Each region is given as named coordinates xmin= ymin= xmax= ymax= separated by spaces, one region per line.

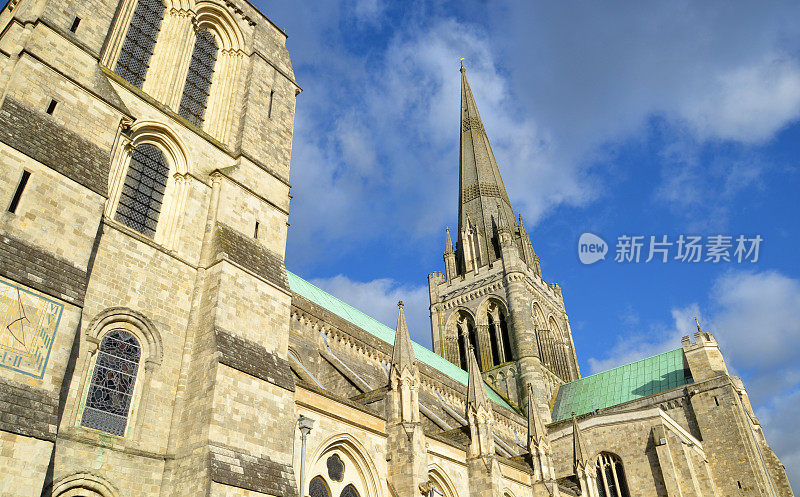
xmin=80 ymin=330 xmax=141 ymax=436
xmin=115 ymin=144 xmax=169 ymax=238
xmin=114 ymin=0 xmax=165 ymax=88
xmin=178 ymin=30 xmax=218 ymax=127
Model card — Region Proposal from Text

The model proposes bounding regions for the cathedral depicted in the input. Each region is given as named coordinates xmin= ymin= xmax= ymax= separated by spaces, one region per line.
xmin=0 ymin=0 xmax=794 ymax=494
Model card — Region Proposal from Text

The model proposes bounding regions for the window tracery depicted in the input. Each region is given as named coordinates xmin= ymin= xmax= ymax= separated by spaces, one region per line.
xmin=596 ymin=453 xmax=630 ymax=497
xmin=327 ymin=454 xmax=345 ymax=482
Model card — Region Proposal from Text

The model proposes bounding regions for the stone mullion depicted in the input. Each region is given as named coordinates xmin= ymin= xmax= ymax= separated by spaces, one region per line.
xmin=477 ymin=324 xmax=492 ymax=369
xmin=599 ymin=462 xmax=612 ymax=497
xmin=165 ymin=15 xmax=196 ymax=110
xmin=555 ymin=339 xmax=568 ymax=380
xmin=491 ymin=309 xmax=505 ymax=364
xmin=102 ymin=0 xmax=138 ymax=68
xmin=206 ymin=50 xmax=240 ymax=142
xmin=445 ymin=327 xmax=459 ymax=366
xmin=143 ymin=9 xmax=184 ymax=104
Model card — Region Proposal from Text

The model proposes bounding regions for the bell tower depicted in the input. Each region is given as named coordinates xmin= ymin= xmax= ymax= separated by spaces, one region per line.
xmin=428 ymin=66 xmax=580 ymax=422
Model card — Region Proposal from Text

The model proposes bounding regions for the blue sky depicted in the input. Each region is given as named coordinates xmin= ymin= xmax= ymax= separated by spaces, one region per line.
xmin=258 ymin=0 xmax=800 ymax=486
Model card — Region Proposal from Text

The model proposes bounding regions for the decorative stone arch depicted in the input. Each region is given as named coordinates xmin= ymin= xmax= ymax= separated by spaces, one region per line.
xmin=51 ymin=471 xmax=120 ymax=497
xmin=85 ymin=306 xmax=164 ymax=365
xmin=477 ymin=296 xmax=512 ymax=365
xmin=427 ymin=463 xmax=459 ymax=497
xmin=444 ymin=308 xmax=478 ymax=371
xmin=502 ymin=489 xmax=517 ymax=497
xmin=531 ymin=301 xmax=546 ymax=327
xmin=166 ymin=0 xmax=245 ymax=142
xmin=106 ymin=120 xmax=191 ymax=250
xmin=70 ymin=307 xmax=163 ymax=441
xmin=308 ymin=433 xmax=383 ymax=497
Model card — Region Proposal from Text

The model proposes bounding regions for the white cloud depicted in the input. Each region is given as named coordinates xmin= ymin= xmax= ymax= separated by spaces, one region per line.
xmin=309 ymin=275 xmax=432 ymax=347
xmin=588 ymin=269 xmax=800 ymax=489
xmin=276 ymin=0 xmax=800 ymax=267
xmin=588 ymin=304 xmax=699 ymax=373
xmin=710 ymin=270 xmax=800 ymax=371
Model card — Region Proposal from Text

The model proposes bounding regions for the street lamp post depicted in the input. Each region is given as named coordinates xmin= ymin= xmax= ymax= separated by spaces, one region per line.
xmin=298 ymin=415 xmax=315 ymax=497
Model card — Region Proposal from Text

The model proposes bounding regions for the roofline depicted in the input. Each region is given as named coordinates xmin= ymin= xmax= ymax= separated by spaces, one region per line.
xmin=561 ymin=347 xmax=685 ymax=385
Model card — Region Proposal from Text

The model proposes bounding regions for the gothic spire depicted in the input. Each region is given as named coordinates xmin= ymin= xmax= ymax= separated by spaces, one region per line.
xmin=445 ymin=226 xmax=454 ymax=253
xmin=572 ymin=413 xmax=589 ymax=471
xmin=458 ymin=66 xmax=516 ymax=266
xmin=466 ymin=345 xmax=490 ymax=413
xmin=391 ymin=301 xmax=416 ymax=374
xmin=527 ymin=384 xmax=546 ymax=446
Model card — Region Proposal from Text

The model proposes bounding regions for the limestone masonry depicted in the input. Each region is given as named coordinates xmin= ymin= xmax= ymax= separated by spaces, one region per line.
xmin=0 ymin=0 xmax=793 ymax=495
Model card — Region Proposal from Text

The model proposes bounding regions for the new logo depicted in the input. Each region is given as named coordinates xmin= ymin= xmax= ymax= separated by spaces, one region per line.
xmin=578 ymin=233 xmax=608 ymax=265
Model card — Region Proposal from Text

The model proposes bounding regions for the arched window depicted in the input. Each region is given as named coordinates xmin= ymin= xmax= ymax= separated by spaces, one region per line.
xmin=596 ymin=453 xmax=630 ymax=497
xmin=309 ymin=476 xmax=331 ymax=497
xmin=340 ymin=484 xmax=360 ymax=497
xmin=487 ymin=313 xmax=500 ymax=366
xmin=114 ymin=0 xmax=165 ymax=88
xmin=80 ymin=330 xmax=141 ymax=436
xmin=457 ymin=324 xmax=468 ymax=371
xmin=178 ymin=30 xmax=218 ymax=127
xmin=499 ymin=311 xmax=513 ymax=362
xmin=115 ymin=143 xmax=169 ymax=238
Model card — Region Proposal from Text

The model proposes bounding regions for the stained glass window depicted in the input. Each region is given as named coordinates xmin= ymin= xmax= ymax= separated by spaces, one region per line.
xmin=309 ymin=476 xmax=331 ymax=497
xmin=178 ymin=30 xmax=218 ymax=127
xmin=80 ymin=330 xmax=141 ymax=436
xmin=327 ymin=453 xmax=344 ymax=482
xmin=115 ymin=144 xmax=169 ymax=238
xmin=114 ymin=0 xmax=165 ymax=88
xmin=340 ymin=484 xmax=359 ymax=497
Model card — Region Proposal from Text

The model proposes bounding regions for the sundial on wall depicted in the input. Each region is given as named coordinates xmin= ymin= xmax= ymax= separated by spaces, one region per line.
xmin=0 ymin=278 xmax=63 ymax=378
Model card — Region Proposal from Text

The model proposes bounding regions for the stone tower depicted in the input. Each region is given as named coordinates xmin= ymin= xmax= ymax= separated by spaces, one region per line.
xmin=429 ymin=66 xmax=580 ymax=422
xmin=0 ymin=0 xmax=300 ymax=492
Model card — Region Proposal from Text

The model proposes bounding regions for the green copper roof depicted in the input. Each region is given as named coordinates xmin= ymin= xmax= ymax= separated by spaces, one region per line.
xmin=552 ymin=348 xmax=693 ymax=422
xmin=286 ymin=270 xmax=514 ymax=411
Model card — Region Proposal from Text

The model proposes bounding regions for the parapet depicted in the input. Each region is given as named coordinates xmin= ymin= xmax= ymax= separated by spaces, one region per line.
xmin=681 ymin=331 xmax=728 ymax=382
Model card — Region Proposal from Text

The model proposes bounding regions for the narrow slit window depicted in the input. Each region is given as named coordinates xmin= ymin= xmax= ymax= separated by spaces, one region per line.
xmin=178 ymin=30 xmax=218 ymax=127
xmin=268 ymin=90 xmax=274 ymax=119
xmin=46 ymin=99 xmax=57 ymax=115
xmin=8 ymin=170 xmax=31 ymax=213
xmin=114 ymin=0 xmax=166 ymax=88
xmin=714 ymin=396 xmax=719 ymax=406
xmin=70 ymin=16 xmax=81 ymax=32
xmin=254 ymin=221 xmax=259 ymax=239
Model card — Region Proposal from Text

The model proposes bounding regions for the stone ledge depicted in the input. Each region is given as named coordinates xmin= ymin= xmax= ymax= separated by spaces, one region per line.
xmin=0 ymin=233 xmax=88 ymax=306
xmin=0 ymin=376 xmax=59 ymax=442
xmin=215 ymin=328 xmax=295 ymax=392
xmin=0 ymin=97 xmax=109 ymax=197
xmin=208 ymin=442 xmax=296 ymax=496
xmin=214 ymin=222 xmax=289 ymax=292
